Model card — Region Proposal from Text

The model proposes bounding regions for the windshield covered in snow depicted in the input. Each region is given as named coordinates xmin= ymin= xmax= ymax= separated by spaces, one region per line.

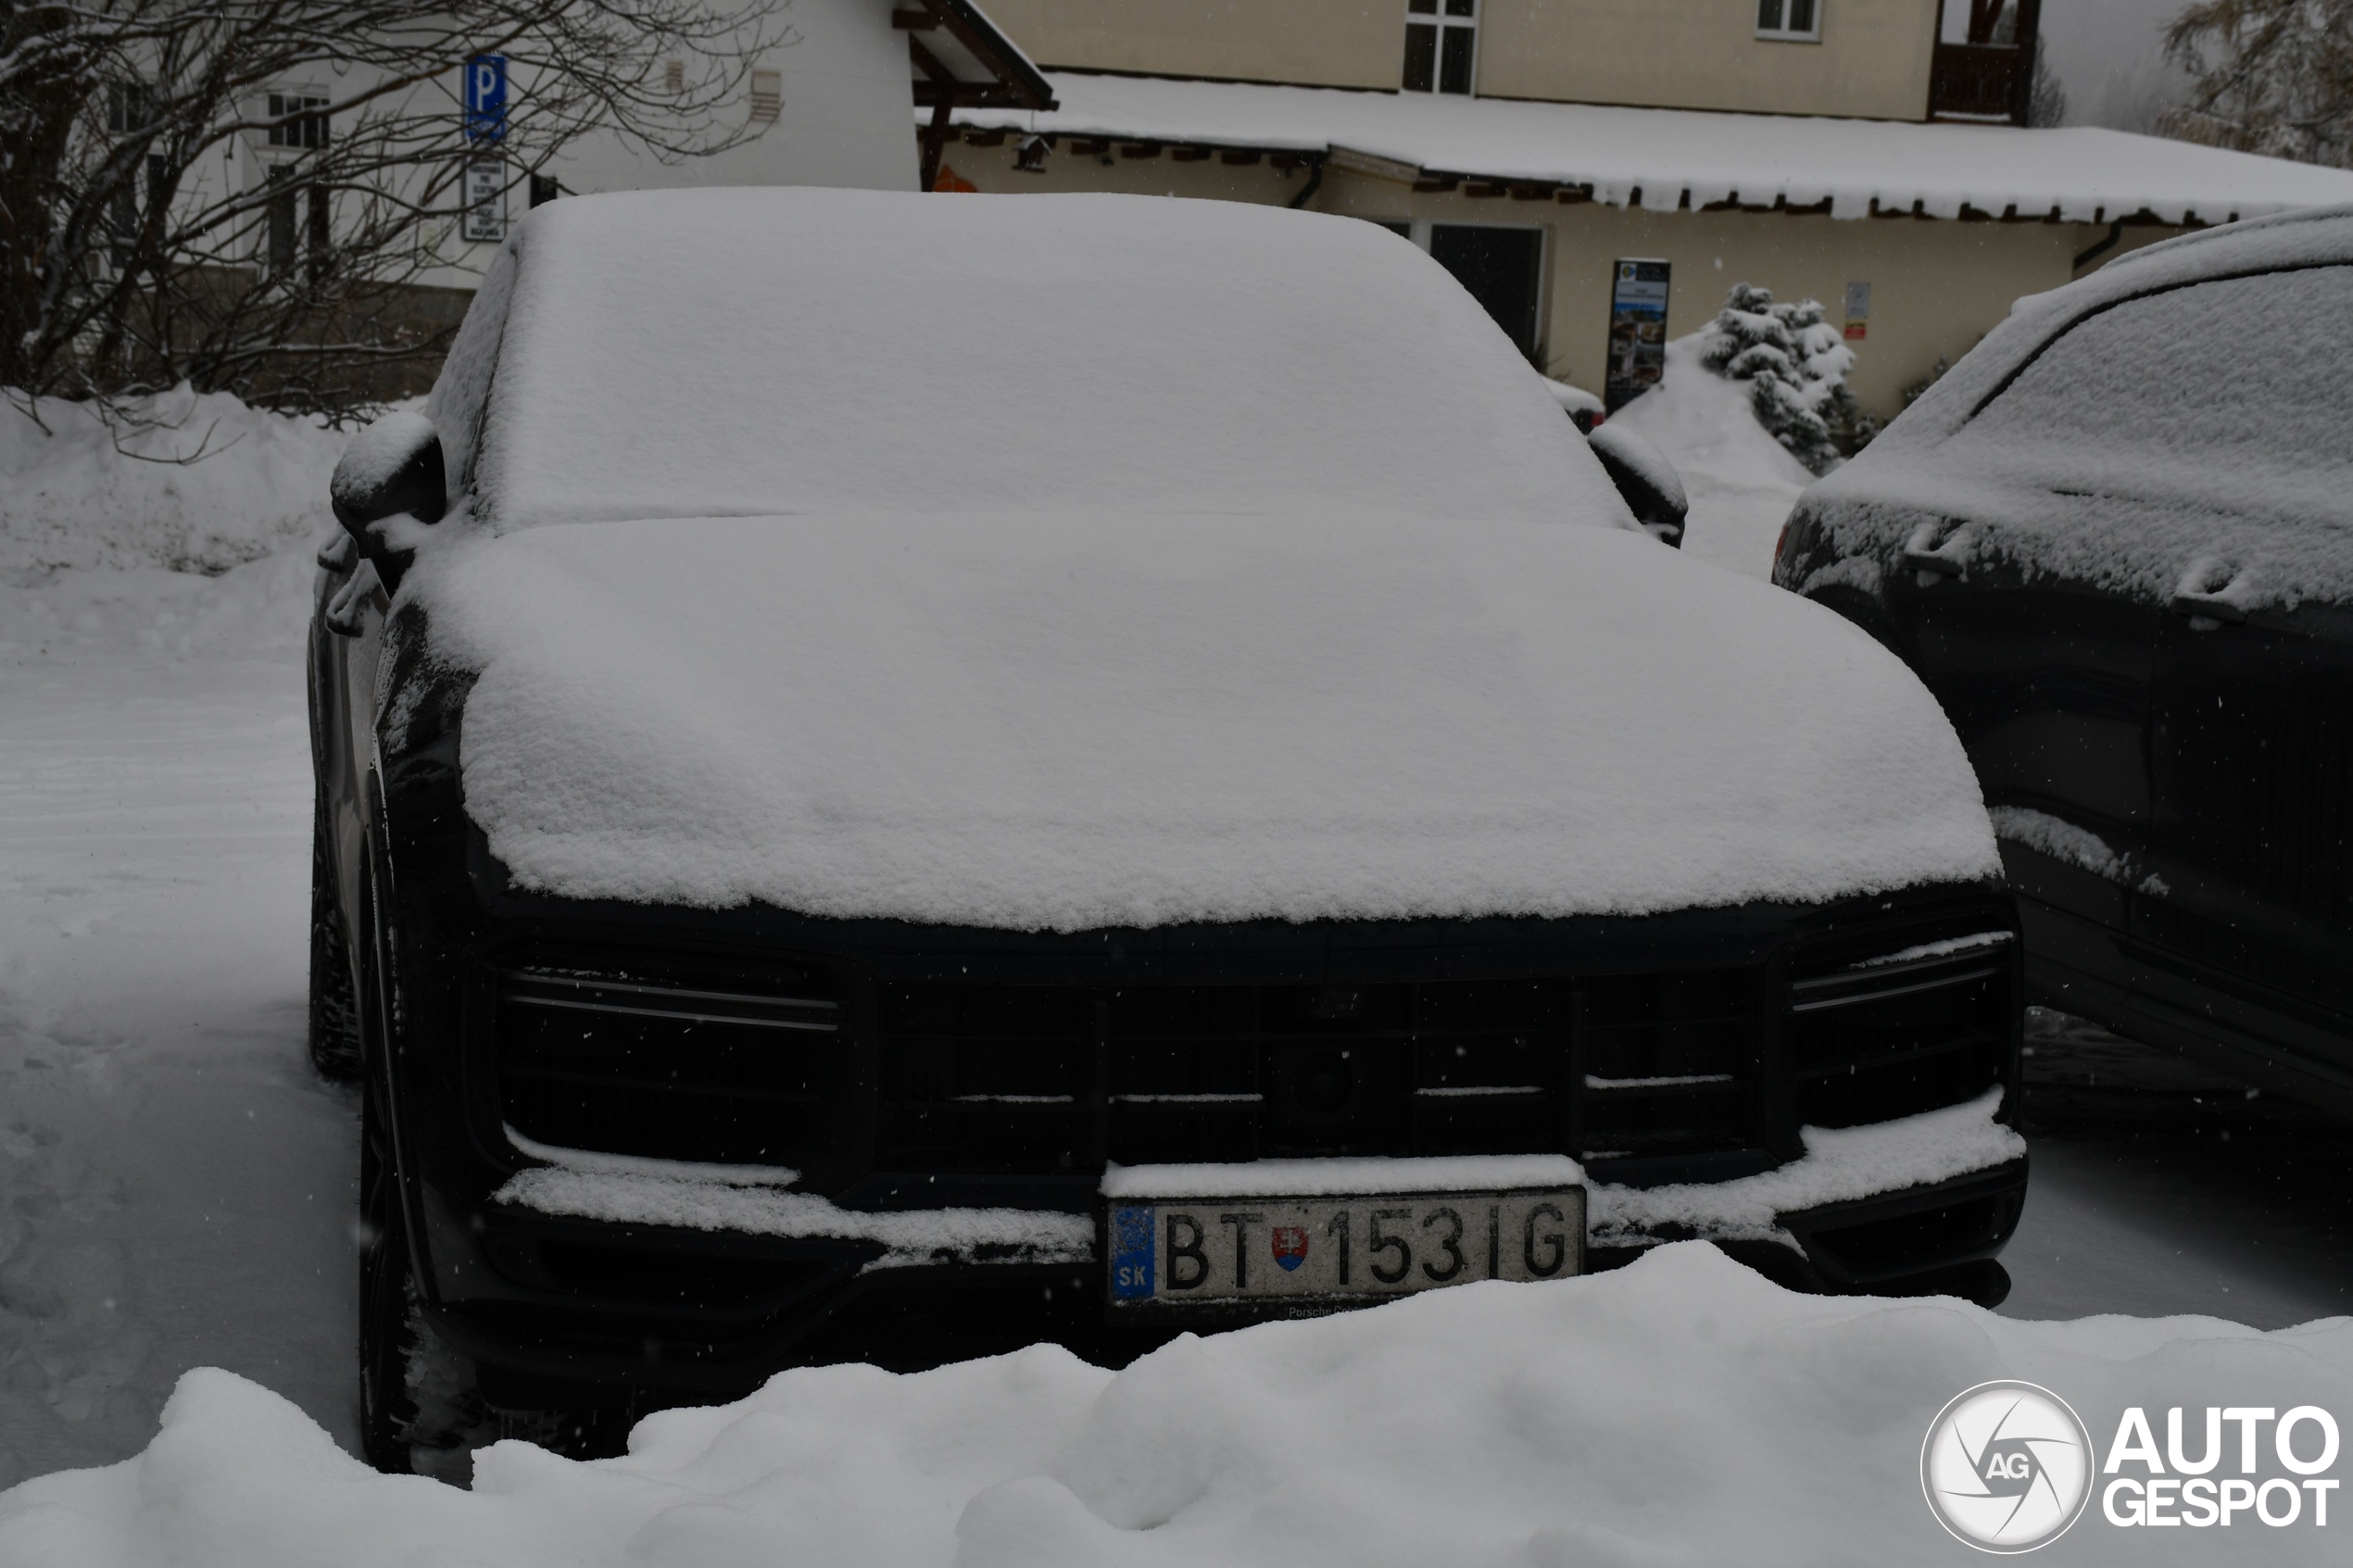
xmin=1951 ymin=265 xmax=2353 ymax=523
xmin=443 ymin=188 xmax=1623 ymax=533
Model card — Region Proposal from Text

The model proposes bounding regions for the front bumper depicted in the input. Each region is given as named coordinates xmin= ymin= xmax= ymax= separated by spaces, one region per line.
xmin=422 ymin=1151 xmax=2030 ymax=1405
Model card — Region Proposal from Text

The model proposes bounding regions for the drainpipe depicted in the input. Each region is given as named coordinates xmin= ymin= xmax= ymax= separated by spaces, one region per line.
xmin=1287 ymin=152 xmax=1327 ymax=210
xmin=2072 ymin=219 xmax=2126 ymax=273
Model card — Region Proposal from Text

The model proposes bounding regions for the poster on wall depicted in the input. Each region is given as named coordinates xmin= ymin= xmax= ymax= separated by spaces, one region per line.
xmin=1604 ymin=258 xmax=1670 ymax=411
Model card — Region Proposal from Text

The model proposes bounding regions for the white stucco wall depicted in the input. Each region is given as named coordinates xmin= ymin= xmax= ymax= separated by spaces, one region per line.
xmin=545 ymin=0 xmax=918 ymax=199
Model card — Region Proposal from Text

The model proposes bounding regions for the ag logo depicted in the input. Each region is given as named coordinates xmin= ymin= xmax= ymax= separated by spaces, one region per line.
xmin=1921 ymin=1381 xmax=2094 ymax=1553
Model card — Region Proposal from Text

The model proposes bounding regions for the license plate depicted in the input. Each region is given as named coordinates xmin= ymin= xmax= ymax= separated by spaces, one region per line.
xmin=1104 ymin=1188 xmax=1585 ymax=1310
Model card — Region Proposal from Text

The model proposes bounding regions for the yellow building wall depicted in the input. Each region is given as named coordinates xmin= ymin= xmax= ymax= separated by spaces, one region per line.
xmin=980 ymin=0 xmax=1401 ymax=89
xmin=1479 ymin=0 xmax=1939 ymax=121
xmin=929 ymin=138 xmax=2187 ymax=420
xmin=984 ymin=0 xmax=1944 ymax=119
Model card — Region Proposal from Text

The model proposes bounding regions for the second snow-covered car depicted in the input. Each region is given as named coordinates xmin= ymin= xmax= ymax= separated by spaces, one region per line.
xmin=313 ymin=188 xmax=2027 ymax=1472
xmin=1773 ymin=207 xmax=2353 ymax=1121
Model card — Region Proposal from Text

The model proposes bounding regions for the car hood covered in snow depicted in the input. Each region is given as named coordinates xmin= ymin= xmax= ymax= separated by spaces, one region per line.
xmin=404 ymin=507 xmax=1998 ymax=931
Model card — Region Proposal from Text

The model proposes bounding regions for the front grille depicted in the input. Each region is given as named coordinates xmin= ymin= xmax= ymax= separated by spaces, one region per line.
xmin=494 ymin=960 xmax=841 ymax=1165
xmin=1785 ymin=924 xmax=2014 ymax=1128
xmin=1575 ymin=970 xmax=1753 ymax=1161
xmin=878 ymin=972 xmax=1756 ymax=1175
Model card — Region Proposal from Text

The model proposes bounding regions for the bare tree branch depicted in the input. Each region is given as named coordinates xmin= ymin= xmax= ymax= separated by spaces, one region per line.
xmin=3 ymin=0 xmax=791 ymax=417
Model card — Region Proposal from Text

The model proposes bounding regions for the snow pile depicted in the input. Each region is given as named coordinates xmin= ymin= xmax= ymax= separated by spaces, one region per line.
xmin=1608 ymin=335 xmax=1815 ymax=579
xmin=405 ymin=507 xmax=1999 ymax=930
xmin=955 ymin=70 xmax=2353 ymax=225
xmin=7 ymin=1241 xmax=2350 ymax=1567
xmin=448 ymin=189 xmax=1628 ymax=534
xmin=0 ymin=387 xmax=345 ymax=582
xmin=1801 ymin=208 xmax=2353 ymax=610
xmin=0 ymin=552 xmax=320 ymax=664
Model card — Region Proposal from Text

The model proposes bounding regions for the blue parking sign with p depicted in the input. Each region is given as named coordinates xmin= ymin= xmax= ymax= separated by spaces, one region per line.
xmin=464 ymin=55 xmax=507 ymax=143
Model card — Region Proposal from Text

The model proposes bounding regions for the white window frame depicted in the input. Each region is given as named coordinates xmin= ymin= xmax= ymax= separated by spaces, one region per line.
xmin=1755 ymin=0 xmax=1822 ymax=43
xmin=1403 ymin=0 xmax=1481 ymax=96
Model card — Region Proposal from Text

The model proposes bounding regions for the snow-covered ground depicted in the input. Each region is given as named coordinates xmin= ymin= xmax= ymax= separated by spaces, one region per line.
xmin=1607 ymin=334 xmax=1815 ymax=580
xmin=5 ymin=390 xmax=2350 ymax=1562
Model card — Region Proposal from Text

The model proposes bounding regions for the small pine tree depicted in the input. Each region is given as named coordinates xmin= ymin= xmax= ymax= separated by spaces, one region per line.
xmin=1700 ymin=283 xmax=1867 ymax=473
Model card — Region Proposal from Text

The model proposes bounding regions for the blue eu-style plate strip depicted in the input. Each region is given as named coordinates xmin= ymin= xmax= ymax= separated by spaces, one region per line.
xmin=1110 ymin=1205 xmax=1155 ymax=1298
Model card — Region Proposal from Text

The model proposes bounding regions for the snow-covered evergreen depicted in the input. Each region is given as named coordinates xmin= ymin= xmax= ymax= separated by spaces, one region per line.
xmin=1698 ymin=283 xmax=1871 ymax=475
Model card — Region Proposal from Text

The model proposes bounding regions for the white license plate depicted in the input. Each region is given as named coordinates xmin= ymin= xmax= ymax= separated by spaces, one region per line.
xmin=1105 ymin=1188 xmax=1585 ymax=1309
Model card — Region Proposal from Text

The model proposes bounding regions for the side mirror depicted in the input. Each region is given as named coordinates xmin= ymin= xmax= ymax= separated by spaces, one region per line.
xmin=1587 ymin=423 xmax=1689 ymax=548
xmin=330 ymin=411 xmax=447 ymax=586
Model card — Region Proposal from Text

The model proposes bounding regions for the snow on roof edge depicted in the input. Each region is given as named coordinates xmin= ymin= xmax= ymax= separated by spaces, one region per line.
xmin=941 ymin=71 xmax=2353 ymax=228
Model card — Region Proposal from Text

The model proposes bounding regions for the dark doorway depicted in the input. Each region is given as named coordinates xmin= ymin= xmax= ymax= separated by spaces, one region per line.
xmin=1428 ymin=225 xmax=1542 ymax=364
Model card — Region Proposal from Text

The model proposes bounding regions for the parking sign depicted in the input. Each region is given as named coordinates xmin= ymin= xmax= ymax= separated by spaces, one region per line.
xmin=463 ymin=55 xmax=507 ymax=143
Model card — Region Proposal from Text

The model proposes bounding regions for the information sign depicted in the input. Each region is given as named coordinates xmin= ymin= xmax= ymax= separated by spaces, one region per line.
xmin=1604 ymin=258 xmax=1670 ymax=411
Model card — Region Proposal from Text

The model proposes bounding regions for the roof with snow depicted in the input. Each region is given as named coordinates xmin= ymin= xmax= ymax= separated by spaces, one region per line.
xmin=950 ymin=72 xmax=2353 ymax=227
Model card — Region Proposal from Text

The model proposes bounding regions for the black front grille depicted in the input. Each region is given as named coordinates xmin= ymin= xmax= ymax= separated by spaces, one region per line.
xmin=1786 ymin=926 xmax=2014 ymax=1128
xmin=878 ymin=972 xmax=1756 ymax=1175
xmin=494 ymin=960 xmax=841 ymax=1165
xmin=1576 ymin=970 xmax=1753 ymax=1162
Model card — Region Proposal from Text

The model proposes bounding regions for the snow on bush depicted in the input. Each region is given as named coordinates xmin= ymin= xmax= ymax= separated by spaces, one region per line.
xmin=0 ymin=387 xmax=346 ymax=582
xmin=1698 ymin=283 xmax=1869 ymax=475
xmin=4 ymin=1241 xmax=2347 ymax=1567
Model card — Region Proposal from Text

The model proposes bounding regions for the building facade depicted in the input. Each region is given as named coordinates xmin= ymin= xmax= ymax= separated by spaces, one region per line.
xmin=926 ymin=0 xmax=2353 ymax=416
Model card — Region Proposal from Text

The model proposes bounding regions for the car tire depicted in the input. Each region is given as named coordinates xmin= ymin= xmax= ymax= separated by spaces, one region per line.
xmin=308 ymin=795 xmax=363 ymax=1082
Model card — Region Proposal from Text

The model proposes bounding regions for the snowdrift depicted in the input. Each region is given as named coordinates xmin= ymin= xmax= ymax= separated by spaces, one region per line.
xmin=4 ymin=1243 xmax=2346 ymax=1567
xmin=1 ymin=387 xmax=345 ymax=581
xmin=1607 ymin=334 xmax=1814 ymax=581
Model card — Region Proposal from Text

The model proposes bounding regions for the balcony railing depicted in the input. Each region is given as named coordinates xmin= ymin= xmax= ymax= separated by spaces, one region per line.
xmin=1930 ymin=43 xmax=2027 ymax=123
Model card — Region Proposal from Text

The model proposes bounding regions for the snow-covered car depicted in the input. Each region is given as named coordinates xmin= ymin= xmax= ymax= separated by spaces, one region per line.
xmin=313 ymin=188 xmax=2026 ymax=1472
xmin=1773 ymin=207 xmax=2353 ymax=1123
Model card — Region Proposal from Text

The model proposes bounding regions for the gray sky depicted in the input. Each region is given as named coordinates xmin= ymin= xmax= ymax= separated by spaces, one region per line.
xmin=2032 ymin=0 xmax=2198 ymax=130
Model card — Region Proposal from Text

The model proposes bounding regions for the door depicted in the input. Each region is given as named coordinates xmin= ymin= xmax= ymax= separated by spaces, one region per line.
xmin=1885 ymin=532 xmax=2163 ymax=937
xmin=2145 ymin=593 xmax=2353 ymax=1047
xmin=1945 ymin=262 xmax=2353 ymax=1079
xmin=1428 ymin=225 xmax=1542 ymax=366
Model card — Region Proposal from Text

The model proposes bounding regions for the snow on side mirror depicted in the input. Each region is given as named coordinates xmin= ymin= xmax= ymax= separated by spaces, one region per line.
xmin=1586 ymin=423 xmax=1689 ymax=548
xmin=330 ymin=411 xmax=447 ymax=587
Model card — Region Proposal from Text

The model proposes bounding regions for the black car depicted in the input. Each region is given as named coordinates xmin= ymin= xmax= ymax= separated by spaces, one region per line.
xmin=1775 ymin=207 xmax=2353 ymax=1121
xmin=312 ymin=187 xmax=2029 ymax=1474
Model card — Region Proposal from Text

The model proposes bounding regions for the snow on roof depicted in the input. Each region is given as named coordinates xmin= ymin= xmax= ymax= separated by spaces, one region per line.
xmin=951 ymin=71 xmax=2353 ymax=226
xmin=459 ymin=187 xmax=1623 ymax=532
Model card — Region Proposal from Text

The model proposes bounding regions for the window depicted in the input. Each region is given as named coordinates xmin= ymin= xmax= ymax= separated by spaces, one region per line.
xmin=108 ymin=156 xmax=168 ymax=271
xmin=530 ymin=172 xmax=561 ymax=208
xmin=268 ymin=92 xmax=329 ymax=149
xmin=107 ymin=82 xmax=152 ymax=134
xmin=1957 ymin=267 xmax=2353 ymax=500
xmin=1403 ymin=0 xmax=1478 ymax=95
xmin=749 ymin=69 xmax=782 ymax=124
xmin=267 ymin=166 xmax=296 ymax=273
xmin=1756 ymin=0 xmax=1820 ymax=41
